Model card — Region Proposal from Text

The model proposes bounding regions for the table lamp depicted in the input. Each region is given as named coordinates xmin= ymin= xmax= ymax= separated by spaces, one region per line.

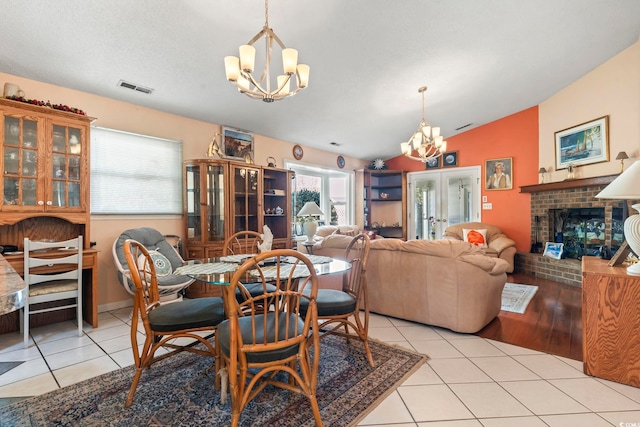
xmin=595 ymin=161 xmax=640 ymax=274
xmin=538 ymin=167 xmax=547 ymax=183
xmin=297 ymin=201 xmax=324 ymax=243
xmin=616 ymin=151 xmax=629 ymax=173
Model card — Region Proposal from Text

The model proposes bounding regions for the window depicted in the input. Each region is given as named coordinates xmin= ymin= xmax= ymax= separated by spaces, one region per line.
xmin=285 ymin=162 xmax=354 ymax=227
xmin=90 ymin=127 xmax=182 ymax=214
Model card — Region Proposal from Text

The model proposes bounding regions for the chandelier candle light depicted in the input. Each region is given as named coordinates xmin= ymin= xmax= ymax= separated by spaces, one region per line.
xmin=224 ymin=0 xmax=310 ymax=102
xmin=400 ymin=86 xmax=447 ymax=162
xmin=297 ymin=201 xmax=324 ymax=243
xmin=595 ymin=160 xmax=640 ymax=275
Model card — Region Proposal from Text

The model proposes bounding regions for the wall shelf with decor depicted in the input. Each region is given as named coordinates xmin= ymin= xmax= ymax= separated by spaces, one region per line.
xmin=364 ymin=170 xmax=407 ymax=239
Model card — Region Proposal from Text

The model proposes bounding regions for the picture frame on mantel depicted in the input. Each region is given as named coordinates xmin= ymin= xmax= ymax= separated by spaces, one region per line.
xmin=221 ymin=126 xmax=254 ymax=162
xmin=555 ymin=116 xmax=609 ymax=170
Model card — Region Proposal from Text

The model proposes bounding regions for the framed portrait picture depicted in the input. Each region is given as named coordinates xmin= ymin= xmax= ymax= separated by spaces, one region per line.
xmin=543 ymin=242 xmax=564 ymax=260
xmin=425 ymin=156 xmax=440 ymax=169
xmin=442 ymin=151 xmax=458 ymax=168
xmin=221 ymin=126 xmax=254 ymax=162
xmin=485 ymin=157 xmax=513 ymax=190
xmin=555 ymin=116 xmax=609 ymax=170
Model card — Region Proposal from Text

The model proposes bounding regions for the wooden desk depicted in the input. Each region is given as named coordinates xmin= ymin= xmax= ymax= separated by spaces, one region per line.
xmin=0 ymin=249 xmax=99 ymax=333
xmin=582 ymin=256 xmax=640 ymax=387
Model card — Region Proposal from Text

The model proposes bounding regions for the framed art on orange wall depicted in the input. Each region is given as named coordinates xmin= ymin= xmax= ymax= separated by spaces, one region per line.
xmin=485 ymin=157 xmax=513 ymax=190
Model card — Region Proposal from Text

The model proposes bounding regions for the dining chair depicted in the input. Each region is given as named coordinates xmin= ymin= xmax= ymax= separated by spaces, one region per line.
xmin=122 ymin=239 xmax=225 ymax=407
xmin=21 ymin=236 xmax=84 ymax=349
xmin=223 ymin=230 xmax=263 ymax=256
xmin=302 ymin=233 xmax=374 ymax=366
xmin=217 ymin=249 xmax=322 ymax=427
xmin=223 ymin=230 xmax=276 ymax=304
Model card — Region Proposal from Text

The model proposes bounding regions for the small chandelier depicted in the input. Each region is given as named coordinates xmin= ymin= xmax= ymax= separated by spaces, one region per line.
xmin=224 ymin=0 xmax=310 ymax=102
xmin=400 ymin=86 xmax=447 ymax=162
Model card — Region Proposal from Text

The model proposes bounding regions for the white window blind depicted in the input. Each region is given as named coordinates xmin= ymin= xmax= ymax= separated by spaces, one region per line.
xmin=90 ymin=127 xmax=182 ymax=214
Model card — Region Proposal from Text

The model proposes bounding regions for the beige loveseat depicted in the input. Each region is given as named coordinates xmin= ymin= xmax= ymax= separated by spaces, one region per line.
xmin=312 ymin=235 xmax=509 ymax=333
xmin=443 ymin=222 xmax=516 ymax=273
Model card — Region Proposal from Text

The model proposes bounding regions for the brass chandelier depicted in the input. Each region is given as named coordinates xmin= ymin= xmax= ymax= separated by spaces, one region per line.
xmin=224 ymin=0 xmax=310 ymax=102
xmin=400 ymin=86 xmax=447 ymax=162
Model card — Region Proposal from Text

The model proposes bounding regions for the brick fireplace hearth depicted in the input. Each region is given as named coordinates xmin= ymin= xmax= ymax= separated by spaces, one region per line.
xmin=516 ymin=175 xmax=622 ymax=287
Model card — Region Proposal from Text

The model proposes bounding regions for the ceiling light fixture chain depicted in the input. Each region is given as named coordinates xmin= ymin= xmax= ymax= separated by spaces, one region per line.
xmin=224 ymin=0 xmax=310 ymax=102
xmin=400 ymin=86 xmax=447 ymax=162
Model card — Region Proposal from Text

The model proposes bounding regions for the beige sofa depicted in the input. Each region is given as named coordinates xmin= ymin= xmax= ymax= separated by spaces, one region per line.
xmin=443 ymin=222 xmax=516 ymax=273
xmin=312 ymin=234 xmax=509 ymax=333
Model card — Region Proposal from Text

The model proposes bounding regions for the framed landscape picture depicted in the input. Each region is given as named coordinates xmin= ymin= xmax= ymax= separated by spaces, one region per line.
xmin=425 ymin=156 xmax=440 ymax=169
xmin=543 ymin=242 xmax=564 ymax=259
xmin=485 ymin=157 xmax=513 ymax=190
xmin=555 ymin=116 xmax=609 ymax=170
xmin=222 ymin=126 xmax=254 ymax=162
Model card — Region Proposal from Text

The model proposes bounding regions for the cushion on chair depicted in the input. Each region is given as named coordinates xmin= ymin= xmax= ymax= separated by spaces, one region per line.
xmin=463 ymin=228 xmax=488 ymax=247
xmin=235 ymin=282 xmax=278 ymax=303
xmin=148 ymin=297 xmax=225 ymax=332
xmin=28 ymin=279 xmax=78 ymax=296
xmin=217 ymin=313 xmax=306 ymax=364
xmin=300 ymin=289 xmax=357 ymax=317
xmin=138 ymin=250 xmax=173 ymax=277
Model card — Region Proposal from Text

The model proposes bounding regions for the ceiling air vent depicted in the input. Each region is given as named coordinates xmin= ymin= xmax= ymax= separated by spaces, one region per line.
xmin=117 ymin=80 xmax=154 ymax=95
xmin=455 ymin=123 xmax=473 ymax=131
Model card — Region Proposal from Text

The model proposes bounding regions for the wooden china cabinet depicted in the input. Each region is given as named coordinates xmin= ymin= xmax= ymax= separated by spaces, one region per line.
xmin=183 ymin=159 xmax=293 ymax=298
xmin=0 ymin=98 xmax=98 ymax=332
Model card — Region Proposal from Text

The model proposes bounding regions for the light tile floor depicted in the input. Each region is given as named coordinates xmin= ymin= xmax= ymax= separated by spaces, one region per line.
xmin=2 ymin=309 xmax=640 ymax=426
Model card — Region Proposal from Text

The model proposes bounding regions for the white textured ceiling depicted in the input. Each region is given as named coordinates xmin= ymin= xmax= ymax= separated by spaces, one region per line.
xmin=1 ymin=1 xmax=639 ymax=160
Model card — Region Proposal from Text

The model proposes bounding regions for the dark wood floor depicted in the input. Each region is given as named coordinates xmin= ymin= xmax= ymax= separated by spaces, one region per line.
xmin=476 ymin=273 xmax=583 ymax=361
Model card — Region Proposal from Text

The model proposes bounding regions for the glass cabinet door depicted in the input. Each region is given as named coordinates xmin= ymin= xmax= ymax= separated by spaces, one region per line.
xmin=185 ymin=164 xmax=202 ymax=241
xmin=185 ymin=162 xmax=226 ymax=244
xmin=231 ymin=165 xmax=260 ymax=234
xmin=49 ymin=124 xmax=83 ymax=209
xmin=206 ymin=164 xmax=225 ymax=242
xmin=2 ymin=115 xmax=41 ymax=210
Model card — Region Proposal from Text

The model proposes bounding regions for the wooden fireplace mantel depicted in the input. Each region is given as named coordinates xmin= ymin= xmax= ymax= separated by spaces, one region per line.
xmin=520 ymin=174 xmax=618 ymax=193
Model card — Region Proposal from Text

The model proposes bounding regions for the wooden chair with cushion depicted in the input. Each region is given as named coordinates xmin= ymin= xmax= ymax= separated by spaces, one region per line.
xmin=223 ymin=230 xmax=276 ymax=304
xmin=301 ymin=233 xmax=374 ymax=366
xmin=122 ymin=239 xmax=225 ymax=407
xmin=217 ymin=249 xmax=322 ymax=427
xmin=21 ymin=236 xmax=83 ymax=349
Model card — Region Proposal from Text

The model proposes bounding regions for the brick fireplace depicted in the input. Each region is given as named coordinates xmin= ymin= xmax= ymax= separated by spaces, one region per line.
xmin=515 ymin=174 xmax=622 ymax=287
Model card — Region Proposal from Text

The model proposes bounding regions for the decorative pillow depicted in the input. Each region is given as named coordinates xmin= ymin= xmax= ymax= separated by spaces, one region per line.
xmin=364 ymin=230 xmax=377 ymax=240
xmin=463 ymin=228 xmax=488 ymax=248
xmin=336 ymin=228 xmax=357 ymax=237
xmin=138 ymin=250 xmax=173 ymax=277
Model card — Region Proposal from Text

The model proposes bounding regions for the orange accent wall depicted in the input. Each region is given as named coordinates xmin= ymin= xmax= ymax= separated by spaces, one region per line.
xmin=386 ymin=106 xmax=539 ymax=252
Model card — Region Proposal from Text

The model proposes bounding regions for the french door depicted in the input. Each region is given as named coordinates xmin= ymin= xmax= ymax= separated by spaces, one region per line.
xmin=407 ymin=166 xmax=481 ymax=240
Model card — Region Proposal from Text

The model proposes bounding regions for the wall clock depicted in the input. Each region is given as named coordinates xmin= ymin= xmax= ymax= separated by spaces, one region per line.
xmin=337 ymin=155 xmax=345 ymax=169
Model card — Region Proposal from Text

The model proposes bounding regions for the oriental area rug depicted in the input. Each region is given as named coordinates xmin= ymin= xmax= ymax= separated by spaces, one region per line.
xmin=0 ymin=335 xmax=427 ymax=427
xmin=501 ymin=282 xmax=539 ymax=314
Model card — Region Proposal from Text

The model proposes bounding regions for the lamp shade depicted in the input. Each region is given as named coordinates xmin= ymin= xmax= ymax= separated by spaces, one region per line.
xmin=596 ymin=161 xmax=640 ymax=275
xmin=297 ymin=201 xmax=324 ymax=217
xmin=616 ymin=151 xmax=629 ymax=161
xmin=595 ymin=161 xmax=640 ymax=200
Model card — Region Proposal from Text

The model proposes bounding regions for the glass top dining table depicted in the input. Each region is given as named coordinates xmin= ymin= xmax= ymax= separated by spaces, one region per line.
xmin=174 ymin=253 xmax=351 ymax=285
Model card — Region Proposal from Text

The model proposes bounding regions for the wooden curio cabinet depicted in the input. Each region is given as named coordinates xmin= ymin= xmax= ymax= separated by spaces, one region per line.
xmin=183 ymin=159 xmax=293 ymax=260
xmin=0 ymin=98 xmax=93 ymax=249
